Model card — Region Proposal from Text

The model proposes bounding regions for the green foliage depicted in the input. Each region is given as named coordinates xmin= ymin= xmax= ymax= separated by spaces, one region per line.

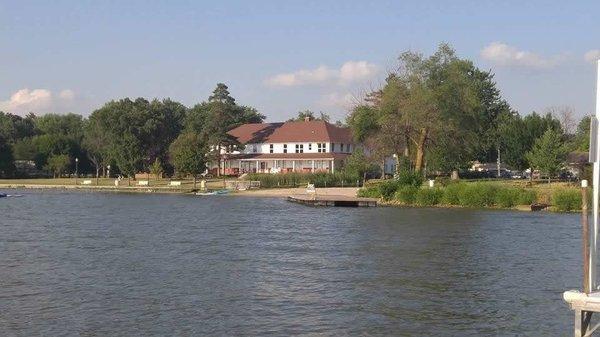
xmin=442 ymin=182 xmax=464 ymax=205
xmin=518 ymin=190 xmax=537 ymax=205
xmin=45 ymin=154 xmax=70 ymax=177
xmin=416 ymin=188 xmax=443 ymax=206
xmin=0 ymin=136 xmax=15 ymax=177
xmin=343 ymin=150 xmax=380 ymax=179
xmin=150 ymin=158 xmax=163 ymax=179
xmin=245 ymin=172 xmax=360 ymax=189
xmin=526 ymin=129 xmax=567 ymax=179
xmin=499 ymin=112 xmax=562 ymax=171
xmin=287 ymin=110 xmax=330 ymax=122
xmin=394 ymin=185 xmax=419 ymax=204
xmin=379 ymin=180 xmax=401 ymax=200
xmin=357 ymin=186 xmax=381 ymax=198
xmin=457 ymin=183 xmax=498 ymax=207
xmin=169 ymin=133 xmax=207 ymax=178
xmin=495 ymin=187 xmax=521 ymax=208
xmin=396 ymin=170 xmax=423 ymax=187
xmin=553 ymin=189 xmax=582 ymax=212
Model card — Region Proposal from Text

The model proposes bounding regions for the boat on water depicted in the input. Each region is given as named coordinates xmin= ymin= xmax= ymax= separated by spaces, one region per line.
xmin=195 ymin=189 xmax=230 ymax=196
xmin=0 ymin=192 xmax=23 ymax=198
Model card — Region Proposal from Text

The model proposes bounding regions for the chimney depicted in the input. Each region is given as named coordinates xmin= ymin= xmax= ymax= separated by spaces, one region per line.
xmin=304 ymin=116 xmax=311 ymax=122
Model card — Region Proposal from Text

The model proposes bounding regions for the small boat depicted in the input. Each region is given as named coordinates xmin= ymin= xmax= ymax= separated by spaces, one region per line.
xmin=0 ymin=193 xmax=6 ymax=198
xmin=0 ymin=193 xmax=22 ymax=198
xmin=195 ymin=189 xmax=230 ymax=196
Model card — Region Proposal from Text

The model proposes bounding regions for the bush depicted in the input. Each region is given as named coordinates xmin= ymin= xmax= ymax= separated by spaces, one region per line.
xmin=553 ymin=189 xmax=582 ymax=212
xmin=396 ymin=171 xmax=424 ymax=187
xmin=495 ymin=187 xmax=521 ymax=208
xmin=244 ymin=172 xmax=360 ymax=188
xmin=442 ymin=182 xmax=465 ymax=205
xmin=518 ymin=189 xmax=537 ymax=205
xmin=379 ymin=180 xmax=401 ymax=200
xmin=416 ymin=188 xmax=443 ymax=206
xmin=358 ymin=186 xmax=381 ymax=198
xmin=458 ymin=183 xmax=498 ymax=208
xmin=394 ymin=186 xmax=419 ymax=204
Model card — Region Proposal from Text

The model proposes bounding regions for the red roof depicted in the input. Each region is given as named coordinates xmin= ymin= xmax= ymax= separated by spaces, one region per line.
xmin=228 ymin=120 xmax=353 ymax=144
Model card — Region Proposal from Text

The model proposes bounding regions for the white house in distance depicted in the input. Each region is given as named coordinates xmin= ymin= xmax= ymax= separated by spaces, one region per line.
xmin=211 ymin=118 xmax=355 ymax=175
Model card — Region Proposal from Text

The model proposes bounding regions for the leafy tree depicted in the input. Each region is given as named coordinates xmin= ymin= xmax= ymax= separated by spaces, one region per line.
xmin=525 ymin=129 xmax=567 ymax=182
xmin=150 ymin=158 xmax=163 ymax=180
xmin=287 ymin=110 xmax=330 ymax=122
xmin=343 ymin=150 xmax=380 ymax=180
xmin=83 ymin=116 xmax=110 ymax=182
xmin=572 ymin=115 xmax=591 ymax=152
xmin=45 ymin=154 xmax=70 ymax=178
xmin=186 ymin=83 xmax=264 ymax=176
xmin=169 ymin=132 xmax=207 ymax=188
xmin=0 ymin=136 xmax=15 ymax=177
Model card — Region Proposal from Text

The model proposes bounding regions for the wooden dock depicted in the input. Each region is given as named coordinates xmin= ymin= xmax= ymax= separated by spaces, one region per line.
xmin=286 ymin=194 xmax=378 ymax=207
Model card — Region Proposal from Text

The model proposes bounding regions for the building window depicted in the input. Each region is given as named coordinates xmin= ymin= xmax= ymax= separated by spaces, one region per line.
xmin=295 ymin=144 xmax=304 ymax=153
xmin=269 ymin=144 xmax=274 ymax=153
xmin=317 ymin=143 xmax=325 ymax=153
xmin=252 ymin=144 xmax=257 ymax=153
xmin=330 ymin=143 xmax=335 ymax=152
xmin=308 ymin=143 xmax=312 ymax=151
xmin=341 ymin=143 xmax=345 ymax=153
xmin=283 ymin=144 xmax=287 ymax=153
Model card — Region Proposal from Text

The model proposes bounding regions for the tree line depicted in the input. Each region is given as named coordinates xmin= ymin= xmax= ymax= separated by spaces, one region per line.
xmin=0 ymin=84 xmax=265 ymax=184
xmin=346 ymin=43 xmax=589 ymax=179
xmin=0 ymin=44 xmax=591 ymax=182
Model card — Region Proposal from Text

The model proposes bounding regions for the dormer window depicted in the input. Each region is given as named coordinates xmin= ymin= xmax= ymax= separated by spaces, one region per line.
xmin=269 ymin=144 xmax=274 ymax=153
xmin=317 ymin=143 xmax=326 ymax=153
xmin=295 ymin=144 xmax=304 ymax=153
xmin=330 ymin=143 xmax=335 ymax=152
xmin=283 ymin=144 xmax=288 ymax=153
xmin=252 ymin=144 xmax=258 ymax=153
xmin=308 ymin=143 xmax=312 ymax=151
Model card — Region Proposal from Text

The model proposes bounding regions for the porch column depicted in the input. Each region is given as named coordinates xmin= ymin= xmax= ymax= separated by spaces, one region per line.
xmin=292 ymin=160 xmax=295 ymax=172
xmin=273 ymin=160 xmax=276 ymax=173
xmin=311 ymin=160 xmax=315 ymax=172
xmin=256 ymin=160 xmax=259 ymax=173
xmin=331 ymin=160 xmax=335 ymax=173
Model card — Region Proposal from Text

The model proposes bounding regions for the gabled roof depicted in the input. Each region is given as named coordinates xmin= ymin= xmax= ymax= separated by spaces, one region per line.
xmin=228 ymin=120 xmax=353 ymax=144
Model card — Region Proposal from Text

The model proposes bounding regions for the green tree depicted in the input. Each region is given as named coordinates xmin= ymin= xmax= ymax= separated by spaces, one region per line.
xmin=169 ymin=132 xmax=207 ymax=188
xmin=0 ymin=136 xmax=15 ymax=177
xmin=343 ymin=150 xmax=380 ymax=181
xmin=186 ymin=83 xmax=264 ymax=176
xmin=83 ymin=116 xmax=110 ymax=183
xmin=287 ymin=110 xmax=330 ymax=122
xmin=45 ymin=154 xmax=70 ymax=178
xmin=150 ymin=158 xmax=163 ymax=180
xmin=525 ymin=129 xmax=567 ymax=182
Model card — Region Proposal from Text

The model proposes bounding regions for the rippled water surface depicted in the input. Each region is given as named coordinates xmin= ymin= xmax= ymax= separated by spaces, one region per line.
xmin=0 ymin=189 xmax=582 ymax=336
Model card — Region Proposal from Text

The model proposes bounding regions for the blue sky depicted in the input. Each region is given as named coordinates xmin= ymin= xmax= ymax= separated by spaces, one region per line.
xmin=0 ymin=0 xmax=599 ymax=122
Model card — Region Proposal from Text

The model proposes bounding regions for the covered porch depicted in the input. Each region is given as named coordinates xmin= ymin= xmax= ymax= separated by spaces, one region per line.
xmin=238 ymin=159 xmax=334 ymax=174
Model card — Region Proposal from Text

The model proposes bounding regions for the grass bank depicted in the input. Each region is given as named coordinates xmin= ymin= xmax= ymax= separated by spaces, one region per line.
xmin=357 ymin=179 xmax=588 ymax=212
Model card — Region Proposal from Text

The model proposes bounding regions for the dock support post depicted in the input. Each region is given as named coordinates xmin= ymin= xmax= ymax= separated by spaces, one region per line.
xmin=584 ymin=180 xmax=591 ymax=293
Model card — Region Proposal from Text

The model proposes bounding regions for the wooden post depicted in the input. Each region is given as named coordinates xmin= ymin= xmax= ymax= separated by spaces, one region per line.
xmin=583 ymin=180 xmax=591 ymax=293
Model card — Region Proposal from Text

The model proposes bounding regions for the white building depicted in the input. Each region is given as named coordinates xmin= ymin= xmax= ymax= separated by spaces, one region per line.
xmin=211 ymin=118 xmax=355 ymax=175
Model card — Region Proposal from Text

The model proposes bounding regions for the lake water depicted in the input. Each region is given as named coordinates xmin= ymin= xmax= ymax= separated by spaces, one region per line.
xmin=1 ymin=189 xmax=582 ymax=336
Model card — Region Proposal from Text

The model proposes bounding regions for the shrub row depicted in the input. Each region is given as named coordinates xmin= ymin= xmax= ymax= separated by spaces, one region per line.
xmin=552 ymin=188 xmax=585 ymax=212
xmin=244 ymin=172 xmax=361 ymax=188
xmin=359 ymin=181 xmax=538 ymax=208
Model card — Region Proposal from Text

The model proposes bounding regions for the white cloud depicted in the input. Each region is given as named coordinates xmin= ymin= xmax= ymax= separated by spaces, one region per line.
xmin=0 ymin=88 xmax=76 ymax=115
xmin=480 ymin=42 xmax=562 ymax=69
xmin=584 ymin=50 xmax=600 ymax=64
xmin=265 ymin=61 xmax=378 ymax=87
xmin=318 ymin=92 xmax=357 ymax=109
xmin=58 ymin=89 xmax=75 ymax=101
